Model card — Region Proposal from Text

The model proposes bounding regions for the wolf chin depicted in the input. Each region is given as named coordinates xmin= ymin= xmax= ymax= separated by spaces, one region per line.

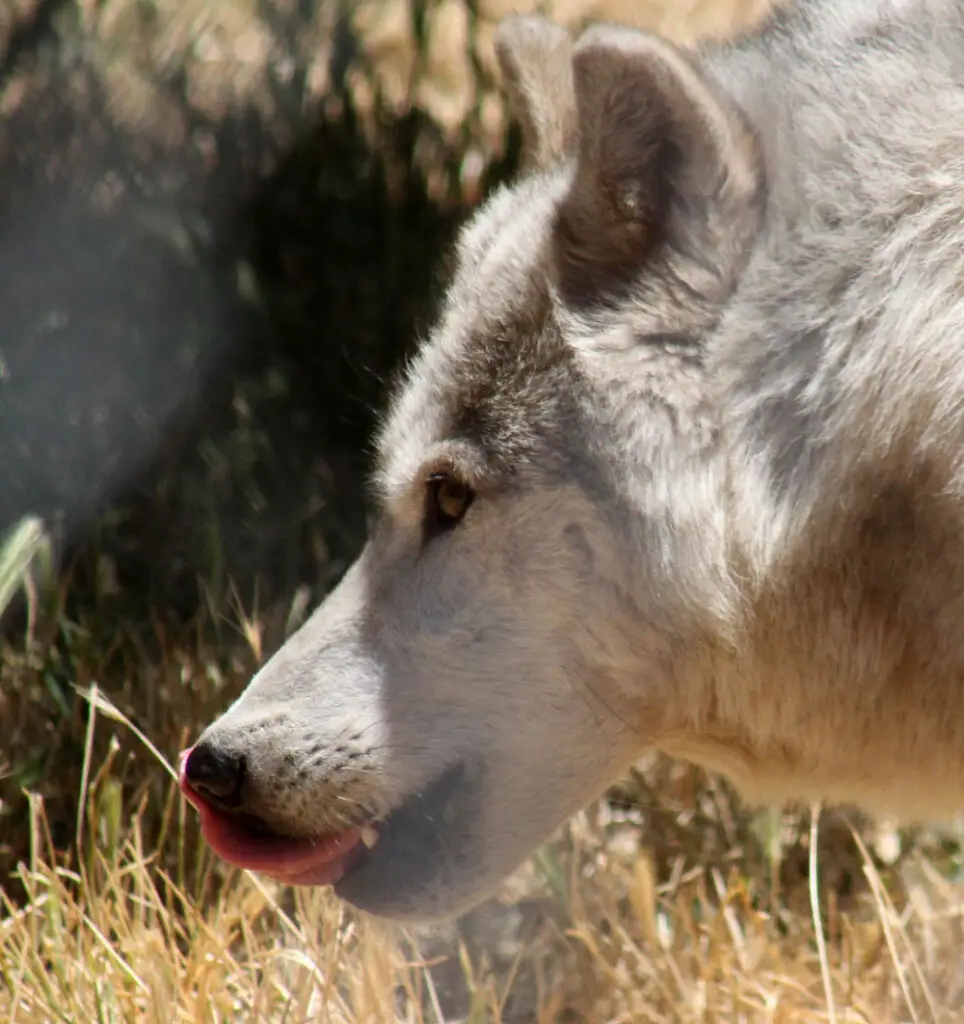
xmin=181 ymin=0 xmax=964 ymax=922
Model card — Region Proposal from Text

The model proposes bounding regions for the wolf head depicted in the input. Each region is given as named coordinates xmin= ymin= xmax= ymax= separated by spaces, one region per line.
xmin=180 ymin=16 xmax=764 ymax=922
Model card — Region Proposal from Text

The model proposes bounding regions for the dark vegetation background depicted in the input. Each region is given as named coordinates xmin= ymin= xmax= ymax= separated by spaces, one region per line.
xmin=0 ymin=0 xmax=516 ymax=626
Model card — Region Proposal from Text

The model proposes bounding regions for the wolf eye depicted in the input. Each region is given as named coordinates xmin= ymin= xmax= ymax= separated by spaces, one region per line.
xmin=425 ymin=474 xmax=474 ymax=535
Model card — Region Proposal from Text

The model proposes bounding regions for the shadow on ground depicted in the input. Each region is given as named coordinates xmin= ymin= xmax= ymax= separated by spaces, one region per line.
xmin=0 ymin=0 xmax=517 ymax=630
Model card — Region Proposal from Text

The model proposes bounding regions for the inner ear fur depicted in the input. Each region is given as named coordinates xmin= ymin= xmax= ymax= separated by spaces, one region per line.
xmin=494 ymin=15 xmax=577 ymax=170
xmin=552 ymin=23 xmax=763 ymax=312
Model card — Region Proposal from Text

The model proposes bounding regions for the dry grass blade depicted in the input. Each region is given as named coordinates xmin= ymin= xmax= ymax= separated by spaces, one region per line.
xmin=76 ymin=685 xmax=180 ymax=781
xmin=809 ymin=804 xmax=837 ymax=1024
xmin=849 ymin=825 xmax=941 ymax=1024
xmin=0 ymin=515 xmax=51 ymax=627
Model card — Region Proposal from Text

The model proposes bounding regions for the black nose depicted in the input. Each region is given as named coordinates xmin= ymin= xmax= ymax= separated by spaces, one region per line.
xmin=184 ymin=742 xmax=245 ymax=807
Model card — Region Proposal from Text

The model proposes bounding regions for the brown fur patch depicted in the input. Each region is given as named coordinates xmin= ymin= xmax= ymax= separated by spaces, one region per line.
xmin=447 ymin=281 xmax=580 ymax=471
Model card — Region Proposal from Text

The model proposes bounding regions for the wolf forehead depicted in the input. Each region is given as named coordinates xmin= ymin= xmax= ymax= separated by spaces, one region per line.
xmin=374 ymin=172 xmax=583 ymax=498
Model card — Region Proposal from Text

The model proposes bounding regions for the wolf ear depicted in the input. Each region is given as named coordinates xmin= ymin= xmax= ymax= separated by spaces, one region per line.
xmin=552 ymin=24 xmax=762 ymax=311
xmin=494 ymin=15 xmax=577 ymax=170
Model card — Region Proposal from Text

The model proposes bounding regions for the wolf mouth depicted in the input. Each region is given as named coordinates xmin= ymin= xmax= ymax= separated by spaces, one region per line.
xmin=334 ymin=761 xmax=480 ymax=915
xmin=178 ymin=750 xmax=469 ymax=892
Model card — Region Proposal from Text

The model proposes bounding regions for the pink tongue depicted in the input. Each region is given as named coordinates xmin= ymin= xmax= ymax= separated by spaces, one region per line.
xmin=177 ymin=748 xmax=362 ymax=885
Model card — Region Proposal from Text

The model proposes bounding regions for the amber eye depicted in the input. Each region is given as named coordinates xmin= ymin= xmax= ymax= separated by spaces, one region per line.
xmin=425 ymin=474 xmax=474 ymax=537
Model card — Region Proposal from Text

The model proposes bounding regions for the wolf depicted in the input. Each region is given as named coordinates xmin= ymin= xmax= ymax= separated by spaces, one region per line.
xmin=179 ymin=0 xmax=964 ymax=923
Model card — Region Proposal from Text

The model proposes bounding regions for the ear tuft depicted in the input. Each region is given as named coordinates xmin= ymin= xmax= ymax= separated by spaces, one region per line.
xmin=494 ymin=15 xmax=577 ymax=170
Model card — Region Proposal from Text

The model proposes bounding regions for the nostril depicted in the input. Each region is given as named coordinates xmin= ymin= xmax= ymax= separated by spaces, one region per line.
xmin=184 ymin=742 xmax=245 ymax=807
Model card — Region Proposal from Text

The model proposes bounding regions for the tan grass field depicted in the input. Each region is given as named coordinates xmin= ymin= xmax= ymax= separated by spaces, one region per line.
xmin=4 ymin=612 xmax=964 ymax=1023
xmin=4 ymin=0 xmax=964 ymax=1021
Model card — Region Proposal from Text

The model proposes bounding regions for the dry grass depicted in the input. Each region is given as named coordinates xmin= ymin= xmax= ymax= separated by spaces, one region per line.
xmin=3 ymin=610 xmax=964 ymax=1022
